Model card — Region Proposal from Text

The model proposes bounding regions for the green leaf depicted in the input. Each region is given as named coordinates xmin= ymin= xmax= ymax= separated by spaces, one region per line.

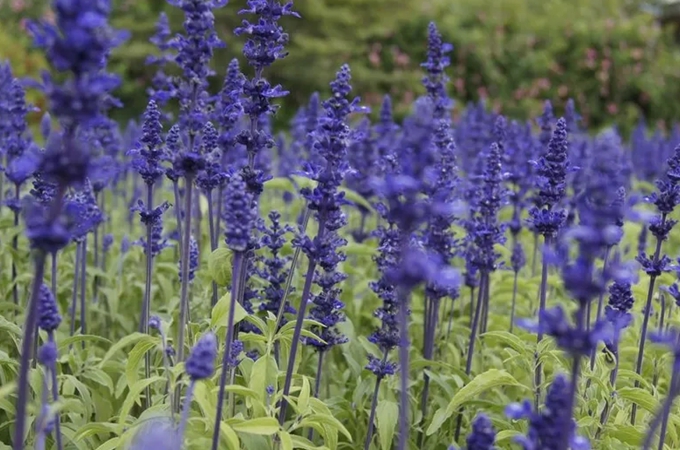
xmin=208 ymin=248 xmax=234 ymax=286
xmin=376 ymin=400 xmax=398 ymax=450
xmin=290 ymin=435 xmax=330 ymax=450
xmin=99 ymin=333 xmax=154 ymax=368
xmin=481 ymin=331 xmax=529 ymax=355
xmin=248 ymin=355 xmax=278 ymax=401
xmin=219 ymin=423 xmax=241 ymax=450
xmin=426 ymin=369 xmax=522 ymax=436
xmin=297 ymin=414 xmax=352 ymax=441
xmin=230 ymin=417 xmax=280 ymax=435
xmin=125 ymin=338 xmax=158 ymax=387
xmin=298 ymin=376 xmax=311 ymax=415
xmin=605 ymin=424 xmax=643 ymax=446
xmin=617 ymin=387 xmax=659 ymax=413
xmin=58 ymin=334 xmax=112 ymax=352
xmin=0 ymin=382 xmax=16 ymax=402
xmin=211 ymin=292 xmax=248 ymax=329
xmin=117 ymin=376 xmax=164 ymax=428
xmin=280 ymin=431 xmax=294 ymax=450
xmin=495 ymin=430 xmax=521 ymax=443
xmin=94 ymin=439 xmax=121 ymax=450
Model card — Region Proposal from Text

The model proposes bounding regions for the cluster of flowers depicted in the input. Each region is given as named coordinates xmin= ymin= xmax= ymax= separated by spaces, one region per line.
xmin=6 ymin=1 xmax=680 ymax=450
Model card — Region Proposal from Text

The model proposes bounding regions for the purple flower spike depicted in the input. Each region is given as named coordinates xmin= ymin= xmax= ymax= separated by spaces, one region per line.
xmin=185 ymin=332 xmax=217 ymax=381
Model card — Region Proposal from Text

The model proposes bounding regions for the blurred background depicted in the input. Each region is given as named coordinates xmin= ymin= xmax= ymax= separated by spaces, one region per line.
xmin=3 ymin=0 xmax=680 ymax=136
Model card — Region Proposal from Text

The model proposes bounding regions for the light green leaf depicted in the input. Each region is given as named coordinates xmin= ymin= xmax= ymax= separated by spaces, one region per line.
xmin=280 ymin=431 xmax=294 ymax=450
xmin=117 ymin=376 xmax=164 ymax=428
xmin=605 ymin=424 xmax=643 ymax=446
xmin=426 ymin=369 xmax=522 ymax=436
xmin=298 ymin=376 xmax=311 ymax=415
xmin=290 ymin=435 xmax=330 ymax=450
xmin=125 ymin=339 xmax=158 ymax=387
xmin=208 ymin=248 xmax=234 ymax=286
xmin=248 ymin=355 xmax=278 ymax=401
xmin=99 ymin=333 xmax=154 ymax=368
xmin=219 ymin=423 xmax=241 ymax=450
xmin=230 ymin=417 xmax=280 ymax=435
xmin=481 ymin=331 xmax=529 ymax=355
xmin=0 ymin=382 xmax=16 ymax=401
xmin=376 ymin=400 xmax=398 ymax=450
xmin=617 ymin=387 xmax=659 ymax=413
xmin=211 ymin=292 xmax=248 ymax=329
xmin=297 ymin=414 xmax=352 ymax=441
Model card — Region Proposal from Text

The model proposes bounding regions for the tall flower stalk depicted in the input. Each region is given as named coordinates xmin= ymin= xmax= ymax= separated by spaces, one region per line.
xmin=527 ymin=117 xmax=569 ymax=406
xmin=631 ymin=143 xmax=680 ymax=424
xmin=212 ymin=174 xmax=255 ymax=450
xmin=418 ymin=23 xmax=459 ymax=446
xmin=279 ymin=64 xmax=364 ymax=425
xmin=166 ymin=0 xmax=226 ymax=364
xmin=16 ymin=1 xmax=125 ymax=446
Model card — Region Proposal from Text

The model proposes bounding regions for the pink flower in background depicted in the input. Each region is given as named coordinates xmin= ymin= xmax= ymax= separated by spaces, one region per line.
xmin=558 ymin=85 xmax=568 ymax=97
xmin=585 ymin=48 xmax=597 ymax=68
xmin=513 ymin=88 xmax=525 ymax=100
xmin=631 ymin=48 xmax=643 ymax=60
xmin=402 ymin=90 xmax=414 ymax=105
xmin=369 ymin=43 xmax=382 ymax=67
xmin=607 ymin=103 xmax=618 ymax=115
xmin=455 ymin=77 xmax=465 ymax=93
xmin=477 ymin=86 xmax=488 ymax=99
xmin=11 ymin=0 xmax=26 ymax=12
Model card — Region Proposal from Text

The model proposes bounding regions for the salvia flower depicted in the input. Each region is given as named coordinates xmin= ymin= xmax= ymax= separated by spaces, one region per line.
xmin=37 ymin=284 xmax=61 ymax=332
xmin=222 ymin=174 xmax=256 ymax=252
xmin=465 ymin=414 xmax=496 ymax=450
xmin=185 ymin=332 xmax=217 ymax=381
xmin=178 ymin=235 xmax=199 ymax=283
xmin=506 ymin=375 xmax=589 ymax=450
xmin=258 ymin=211 xmax=296 ymax=320
xmin=129 ymin=100 xmax=165 ymax=186
xmin=528 ymin=117 xmax=570 ymax=238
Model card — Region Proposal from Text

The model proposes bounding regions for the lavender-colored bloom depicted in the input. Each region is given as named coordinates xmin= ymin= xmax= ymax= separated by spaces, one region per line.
xmin=129 ymin=100 xmax=165 ymax=186
xmin=37 ymin=341 xmax=58 ymax=368
xmin=185 ymin=332 xmax=217 ymax=381
xmin=520 ymin=306 xmax=610 ymax=358
xmin=466 ymin=414 xmax=496 ymax=450
xmin=149 ymin=315 xmax=162 ymax=331
xmin=421 ymin=22 xmax=453 ymax=118
xmin=506 ymin=375 xmax=589 ymax=450
xmin=259 ymin=211 xmax=295 ymax=319
xmin=167 ymin=0 xmax=226 ymax=103
xmin=215 ymin=58 xmax=244 ymax=158
xmin=37 ymin=284 xmax=61 ymax=332
xmin=222 ymin=174 xmax=256 ymax=252
xmin=528 ymin=118 xmax=569 ymax=237
xmin=178 ymin=235 xmax=199 ymax=282
xmin=129 ymin=417 xmax=177 ymax=450
xmin=64 ymin=183 xmax=104 ymax=243
xmin=27 ymin=0 xmax=127 ymax=129
xmin=511 ymin=241 xmax=525 ymax=272
xmin=196 ymin=122 xmax=228 ymax=193
xmin=234 ymin=0 xmax=301 ymax=72
xmin=228 ymin=340 xmax=244 ymax=367
xmin=103 ymin=234 xmax=114 ymax=253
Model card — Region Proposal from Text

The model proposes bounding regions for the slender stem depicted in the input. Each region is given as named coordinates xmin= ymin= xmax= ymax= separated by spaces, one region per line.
xmin=177 ymin=176 xmax=195 ymax=364
xmin=480 ymin=276 xmax=491 ymax=334
xmin=307 ymin=352 xmax=325 ymax=441
xmin=313 ymin=351 xmax=324 ymax=398
xmin=178 ymin=380 xmax=196 ymax=449
xmin=396 ymin=286 xmax=411 ymax=450
xmin=468 ymin=287 xmax=475 ymax=330
xmin=654 ymin=295 xmax=667 ymax=388
xmin=531 ymin=232 xmax=539 ymax=277
xmin=274 ymin=207 xmax=311 ymax=329
xmin=140 ymin=184 xmax=155 ymax=410
xmin=656 ymin=368 xmax=679 ymax=450
xmin=455 ymin=273 xmax=487 ymax=443
xmin=594 ymin=247 xmax=611 ymax=325
xmin=212 ymin=251 xmax=243 ymax=450
xmin=13 ymin=252 xmax=47 ymax=450
xmin=140 ymin=184 xmax=155 ymax=334
xmin=79 ymin=239 xmax=87 ymax=347
xmin=36 ymin=364 xmax=49 ymax=450
xmin=562 ymin=304 xmax=586 ymax=450
xmin=598 ymin=342 xmax=620 ymax=436
xmin=418 ymin=293 xmax=441 ymax=447
xmin=632 ymin=223 xmax=665 ymax=425
xmin=642 ymin=369 xmax=679 ymax=450
xmin=215 ymin=185 xmax=223 ymax=246
xmin=510 ymin=271 xmax=519 ymax=333
xmin=207 ymin=190 xmax=219 ymax=307
xmin=278 ymin=258 xmax=318 ymax=426
xmin=12 ymin=184 xmax=19 ymax=306
xmin=173 ymin=181 xmax=184 ymax=241
xmin=51 ymin=252 xmax=57 ymax=301
xmin=93 ymin=191 xmax=100 ymax=304
xmin=69 ymin=243 xmax=82 ymax=339
xmin=364 ymin=351 xmax=388 ymax=450
xmin=535 ymin=235 xmax=551 ymax=408
xmin=48 ymin=332 xmax=63 ymax=450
